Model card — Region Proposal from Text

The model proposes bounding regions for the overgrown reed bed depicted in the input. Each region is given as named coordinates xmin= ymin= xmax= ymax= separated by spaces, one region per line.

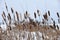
xmin=0 ymin=9 xmax=60 ymax=40
xmin=0 ymin=2 xmax=60 ymax=40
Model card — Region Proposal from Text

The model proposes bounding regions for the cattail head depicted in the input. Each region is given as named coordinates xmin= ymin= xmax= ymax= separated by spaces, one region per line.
xmin=48 ymin=10 xmax=50 ymax=16
xmin=26 ymin=11 xmax=29 ymax=18
xmin=37 ymin=9 xmax=39 ymax=13
xmin=53 ymin=20 xmax=56 ymax=28
xmin=24 ymin=11 xmax=29 ymax=19
xmin=2 ymin=11 xmax=6 ymax=17
xmin=2 ymin=11 xmax=6 ymax=22
xmin=11 ymin=8 xmax=14 ymax=13
xmin=16 ymin=11 xmax=19 ymax=22
xmin=7 ymin=13 xmax=11 ymax=25
xmin=57 ymin=12 xmax=59 ymax=18
xmin=37 ymin=9 xmax=40 ymax=16
xmin=5 ymin=1 xmax=8 ymax=12
xmin=26 ymin=11 xmax=28 ymax=15
xmin=7 ymin=13 xmax=11 ymax=20
xmin=43 ymin=12 xmax=48 ymax=20
xmin=34 ymin=12 xmax=36 ymax=18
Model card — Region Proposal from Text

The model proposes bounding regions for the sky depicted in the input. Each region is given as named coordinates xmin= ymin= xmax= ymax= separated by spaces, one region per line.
xmin=0 ymin=0 xmax=60 ymax=24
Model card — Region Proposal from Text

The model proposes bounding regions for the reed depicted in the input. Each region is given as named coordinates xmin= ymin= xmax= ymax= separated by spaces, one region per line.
xmin=24 ymin=13 xmax=27 ymax=19
xmin=53 ymin=20 xmax=56 ymax=29
xmin=43 ymin=12 xmax=48 ymax=20
xmin=24 ymin=11 xmax=29 ymax=19
xmin=37 ymin=9 xmax=40 ymax=16
xmin=2 ymin=11 xmax=6 ymax=23
xmin=26 ymin=11 xmax=30 ymax=18
xmin=37 ymin=10 xmax=41 ymax=22
xmin=56 ymin=25 xmax=59 ymax=30
xmin=57 ymin=12 xmax=59 ymax=18
xmin=0 ymin=27 xmax=2 ymax=40
xmin=7 ymin=13 xmax=11 ymax=25
xmin=34 ymin=12 xmax=36 ymax=18
xmin=20 ymin=13 xmax=22 ymax=21
xmin=16 ymin=11 xmax=19 ymax=24
xmin=48 ymin=10 xmax=50 ymax=16
xmin=11 ymin=8 xmax=14 ymax=13
xmin=4 ymin=1 xmax=8 ymax=12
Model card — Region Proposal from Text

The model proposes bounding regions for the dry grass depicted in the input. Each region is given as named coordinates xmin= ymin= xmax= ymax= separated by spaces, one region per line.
xmin=1 ymin=11 xmax=60 ymax=40
xmin=0 ymin=23 xmax=60 ymax=40
xmin=0 ymin=3 xmax=60 ymax=40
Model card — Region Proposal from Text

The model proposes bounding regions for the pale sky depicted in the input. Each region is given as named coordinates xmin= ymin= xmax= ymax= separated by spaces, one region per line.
xmin=0 ymin=0 xmax=60 ymax=24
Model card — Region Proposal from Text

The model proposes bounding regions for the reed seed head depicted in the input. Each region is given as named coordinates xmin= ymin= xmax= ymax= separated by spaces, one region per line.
xmin=5 ymin=2 xmax=8 ymax=12
xmin=34 ymin=12 xmax=36 ymax=18
xmin=16 ymin=11 xmax=19 ymax=22
xmin=57 ymin=12 xmax=59 ymax=18
xmin=48 ymin=10 xmax=50 ymax=16
xmin=2 ymin=11 xmax=6 ymax=22
xmin=37 ymin=9 xmax=40 ymax=16
xmin=7 ymin=13 xmax=11 ymax=20
xmin=43 ymin=12 xmax=48 ymax=20
xmin=11 ymin=8 xmax=14 ymax=13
